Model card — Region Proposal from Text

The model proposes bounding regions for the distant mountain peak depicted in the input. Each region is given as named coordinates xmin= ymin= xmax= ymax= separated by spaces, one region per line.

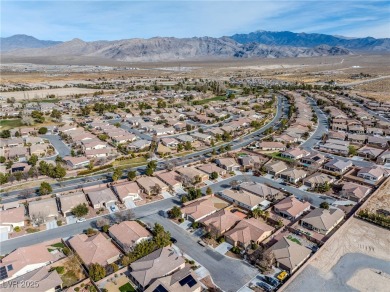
xmin=0 ymin=34 xmax=62 ymax=51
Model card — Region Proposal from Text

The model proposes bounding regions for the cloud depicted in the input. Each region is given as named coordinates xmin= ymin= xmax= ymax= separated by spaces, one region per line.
xmin=1 ymin=1 xmax=389 ymax=40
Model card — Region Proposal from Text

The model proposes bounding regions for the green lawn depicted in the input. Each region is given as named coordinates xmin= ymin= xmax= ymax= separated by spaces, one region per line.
xmin=119 ymin=282 xmax=136 ymax=292
xmin=0 ymin=119 xmax=23 ymax=130
xmin=113 ymin=156 xmax=147 ymax=167
xmin=51 ymin=242 xmax=65 ymax=248
xmin=287 ymin=235 xmax=301 ymax=245
xmin=265 ymin=152 xmax=294 ymax=163
xmin=192 ymin=95 xmax=227 ymax=105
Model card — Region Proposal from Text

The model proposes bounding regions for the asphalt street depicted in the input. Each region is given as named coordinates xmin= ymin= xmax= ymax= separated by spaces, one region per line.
xmin=41 ymin=134 xmax=71 ymax=158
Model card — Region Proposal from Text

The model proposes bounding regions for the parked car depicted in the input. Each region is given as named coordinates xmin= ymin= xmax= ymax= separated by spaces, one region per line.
xmin=76 ymin=218 xmax=86 ymax=223
xmin=257 ymin=281 xmax=273 ymax=292
xmin=110 ymin=205 xmax=116 ymax=212
xmin=170 ymin=237 xmax=177 ymax=244
xmin=197 ymin=240 xmax=206 ymax=247
xmin=264 ymin=276 xmax=280 ymax=287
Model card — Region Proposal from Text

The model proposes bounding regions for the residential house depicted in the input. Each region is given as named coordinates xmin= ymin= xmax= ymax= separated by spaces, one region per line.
xmin=68 ymin=233 xmax=121 ymax=266
xmin=181 ymin=196 xmax=218 ymax=222
xmin=357 ymin=166 xmax=390 ymax=183
xmin=108 ymin=221 xmax=152 ymax=252
xmin=225 ymin=218 xmax=274 ymax=248
xmin=269 ymin=237 xmax=311 ymax=274
xmin=238 ymin=155 xmax=266 ymax=171
xmin=128 ymin=140 xmax=151 ymax=151
xmin=300 ymin=208 xmax=344 ymax=235
xmin=160 ymin=137 xmax=179 ymax=148
xmin=367 ymin=136 xmax=389 ymax=149
xmin=145 ymin=267 xmax=201 ymax=292
xmin=218 ymin=189 xmax=267 ymax=211
xmin=155 ymin=171 xmax=183 ymax=189
xmin=340 ymin=182 xmax=372 ymax=202
xmin=10 ymin=162 xmax=31 ymax=173
xmin=257 ymin=142 xmax=286 ymax=151
xmin=28 ymin=198 xmax=58 ymax=223
xmin=129 ymin=247 xmax=185 ymax=291
xmin=0 ymin=266 xmax=62 ymax=292
xmin=59 ymin=192 xmax=88 ymax=216
xmin=357 ymin=146 xmax=384 ymax=160
xmin=199 ymin=209 xmax=241 ymax=237
xmin=63 ymin=156 xmax=90 ymax=169
xmin=300 ymin=152 xmax=326 ymax=166
xmin=197 ymin=164 xmax=227 ymax=177
xmin=281 ymin=148 xmax=309 ymax=160
xmin=319 ymin=140 xmax=349 ymax=155
xmin=8 ymin=147 xmax=28 ymax=161
xmin=323 ymin=159 xmax=353 ymax=174
xmin=85 ymin=148 xmax=112 ymax=158
xmin=0 ymin=206 xmax=25 ymax=232
xmin=191 ymin=132 xmax=212 ymax=143
xmin=377 ymin=150 xmax=390 ymax=164
xmin=136 ymin=177 xmax=168 ymax=195
xmin=0 ymin=244 xmax=57 ymax=282
xmin=264 ymin=160 xmax=288 ymax=176
xmin=176 ymin=135 xmax=194 ymax=143
xmin=303 ymin=173 xmax=335 ymax=188
xmin=175 ymin=167 xmax=208 ymax=184
xmin=240 ymin=182 xmax=281 ymax=201
xmin=29 ymin=144 xmax=48 ymax=157
xmin=86 ymin=187 xmax=118 ymax=209
xmin=273 ymin=196 xmax=311 ymax=220
xmin=215 ymin=158 xmax=240 ymax=171
xmin=112 ymin=181 xmax=142 ymax=203
xmin=347 ymin=134 xmax=367 ymax=145
xmin=279 ymin=168 xmax=307 ymax=184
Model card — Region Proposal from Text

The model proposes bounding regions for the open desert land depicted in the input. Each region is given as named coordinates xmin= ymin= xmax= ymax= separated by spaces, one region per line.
xmin=282 ymin=180 xmax=390 ymax=292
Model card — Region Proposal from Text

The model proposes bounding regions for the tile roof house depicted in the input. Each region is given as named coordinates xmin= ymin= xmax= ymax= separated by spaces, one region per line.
xmin=28 ymin=198 xmax=58 ymax=223
xmin=86 ymin=187 xmax=118 ymax=209
xmin=269 ymin=237 xmax=312 ymax=273
xmin=218 ymin=189 xmax=267 ymax=211
xmin=281 ymin=148 xmax=310 ymax=160
xmin=129 ymin=247 xmax=185 ymax=291
xmin=175 ymin=167 xmax=208 ymax=183
xmin=323 ymin=159 xmax=353 ymax=174
xmin=181 ymin=196 xmax=218 ymax=222
xmin=377 ymin=150 xmax=390 ymax=165
xmin=155 ymin=171 xmax=183 ymax=189
xmin=357 ymin=146 xmax=384 ymax=160
xmin=300 ymin=153 xmax=326 ymax=166
xmin=112 ymin=181 xmax=141 ymax=203
xmin=273 ymin=196 xmax=311 ymax=220
xmin=0 ymin=243 xmax=56 ymax=282
xmin=279 ymin=168 xmax=307 ymax=184
xmin=108 ymin=221 xmax=152 ymax=252
xmin=63 ymin=156 xmax=90 ymax=169
xmin=59 ymin=192 xmax=88 ymax=216
xmin=0 ymin=266 xmax=62 ymax=292
xmin=196 ymin=164 xmax=227 ymax=177
xmin=340 ymin=182 xmax=372 ymax=202
xmin=0 ymin=206 xmax=25 ymax=232
xmin=300 ymin=208 xmax=344 ymax=235
xmin=240 ymin=182 xmax=281 ymax=200
xmin=136 ymin=176 xmax=168 ymax=195
xmin=264 ymin=160 xmax=288 ymax=176
xmin=68 ymin=233 xmax=122 ymax=266
xmin=225 ymin=218 xmax=274 ymax=248
xmin=215 ymin=158 xmax=240 ymax=171
xmin=199 ymin=209 xmax=241 ymax=237
xmin=237 ymin=155 xmax=266 ymax=171
xmin=257 ymin=142 xmax=286 ymax=151
xmin=303 ymin=173 xmax=335 ymax=188
xmin=357 ymin=166 xmax=390 ymax=183
xmin=144 ymin=267 xmax=201 ymax=292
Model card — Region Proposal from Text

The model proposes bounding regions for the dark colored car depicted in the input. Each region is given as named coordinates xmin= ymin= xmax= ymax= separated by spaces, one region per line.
xmin=170 ymin=237 xmax=177 ymax=244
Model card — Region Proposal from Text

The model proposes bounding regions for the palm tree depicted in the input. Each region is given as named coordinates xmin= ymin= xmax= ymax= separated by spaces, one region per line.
xmin=263 ymin=210 xmax=270 ymax=222
xmin=251 ymin=208 xmax=263 ymax=219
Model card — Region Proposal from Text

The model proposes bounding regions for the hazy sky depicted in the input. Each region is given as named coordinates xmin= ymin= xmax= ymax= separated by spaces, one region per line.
xmin=1 ymin=0 xmax=389 ymax=41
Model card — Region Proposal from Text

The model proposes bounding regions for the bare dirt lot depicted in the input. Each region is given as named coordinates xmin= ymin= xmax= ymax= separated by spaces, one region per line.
xmin=364 ymin=178 xmax=390 ymax=215
xmin=283 ymin=217 xmax=390 ymax=292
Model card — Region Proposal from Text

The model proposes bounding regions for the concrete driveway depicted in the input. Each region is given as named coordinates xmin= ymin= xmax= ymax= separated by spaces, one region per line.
xmin=46 ymin=220 xmax=58 ymax=230
xmin=0 ymin=227 xmax=9 ymax=242
xmin=124 ymin=199 xmax=136 ymax=209
xmin=161 ymin=191 xmax=173 ymax=199
xmin=179 ymin=220 xmax=192 ymax=230
xmin=214 ymin=242 xmax=233 ymax=255
xmin=66 ymin=215 xmax=77 ymax=225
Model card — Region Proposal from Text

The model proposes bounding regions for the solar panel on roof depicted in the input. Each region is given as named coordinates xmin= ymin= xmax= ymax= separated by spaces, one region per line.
xmin=179 ymin=275 xmax=197 ymax=287
xmin=153 ymin=284 xmax=168 ymax=292
xmin=0 ymin=266 xmax=8 ymax=280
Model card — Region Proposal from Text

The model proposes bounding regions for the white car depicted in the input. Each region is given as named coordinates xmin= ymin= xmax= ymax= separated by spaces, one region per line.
xmin=76 ymin=218 xmax=86 ymax=223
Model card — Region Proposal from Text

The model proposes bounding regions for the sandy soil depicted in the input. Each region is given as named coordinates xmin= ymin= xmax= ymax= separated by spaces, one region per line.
xmin=364 ymin=178 xmax=390 ymax=214
xmin=283 ymin=217 xmax=390 ymax=292
xmin=346 ymin=268 xmax=390 ymax=292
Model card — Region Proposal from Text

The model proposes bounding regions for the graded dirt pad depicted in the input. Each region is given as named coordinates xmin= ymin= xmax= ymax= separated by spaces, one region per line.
xmin=364 ymin=178 xmax=390 ymax=214
xmin=282 ymin=217 xmax=390 ymax=292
